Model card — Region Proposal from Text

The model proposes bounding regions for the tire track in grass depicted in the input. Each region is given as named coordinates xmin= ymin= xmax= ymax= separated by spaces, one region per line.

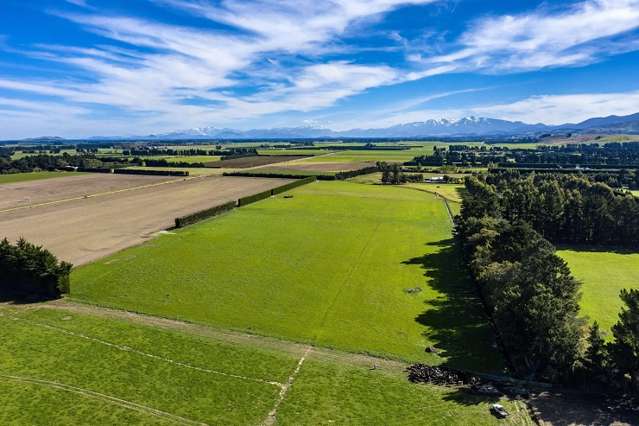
xmin=3 ymin=314 xmax=283 ymax=388
xmin=262 ymin=346 xmax=312 ymax=426
xmin=0 ymin=374 xmax=207 ymax=426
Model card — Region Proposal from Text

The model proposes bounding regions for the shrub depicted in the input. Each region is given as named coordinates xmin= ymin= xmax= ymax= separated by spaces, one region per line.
xmin=114 ymin=169 xmax=189 ymax=177
xmin=175 ymin=201 xmax=236 ymax=228
xmin=271 ymin=177 xmax=316 ymax=194
xmin=0 ymin=238 xmax=72 ymax=299
xmin=238 ymin=189 xmax=273 ymax=206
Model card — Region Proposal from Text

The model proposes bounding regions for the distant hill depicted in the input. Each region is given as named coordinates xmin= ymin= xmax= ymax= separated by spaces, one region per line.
xmin=8 ymin=112 xmax=639 ymax=142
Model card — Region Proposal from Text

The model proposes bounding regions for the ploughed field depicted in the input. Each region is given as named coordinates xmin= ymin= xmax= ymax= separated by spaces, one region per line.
xmin=559 ymin=249 xmax=639 ymax=333
xmin=0 ymin=174 xmax=292 ymax=266
xmin=0 ymin=306 xmax=529 ymax=425
xmin=210 ymin=155 xmax=310 ymax=168
xmin=72 ymin=181 xmax=500 ymax=371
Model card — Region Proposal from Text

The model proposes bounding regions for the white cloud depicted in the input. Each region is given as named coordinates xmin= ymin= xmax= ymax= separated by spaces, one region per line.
xmin=336 ymin=90 xmax=639 ymax=129
xmin=420 ymin=0 xmax=639 ymax=72
xmin=471 ymin=91 xmax=639 ymax=124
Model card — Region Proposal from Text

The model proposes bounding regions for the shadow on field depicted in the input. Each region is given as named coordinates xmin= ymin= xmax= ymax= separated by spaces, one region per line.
xmin=403 ymin=238 xmax=502 ymax=374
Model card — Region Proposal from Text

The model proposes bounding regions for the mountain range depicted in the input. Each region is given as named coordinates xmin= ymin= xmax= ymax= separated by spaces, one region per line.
xmin=129 ymin=112 xmax=639 ymax=140
xmin=13 ymin=112 xmax=639 ymax=141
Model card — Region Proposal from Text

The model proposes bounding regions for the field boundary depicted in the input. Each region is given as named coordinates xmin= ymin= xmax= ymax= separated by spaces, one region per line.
xmin=263 ymin=346 xmax=312 ymax=426
xmin=0 ymin=374 xmax=207 ymax=426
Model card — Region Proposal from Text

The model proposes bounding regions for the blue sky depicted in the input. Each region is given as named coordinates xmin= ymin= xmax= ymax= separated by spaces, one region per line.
xmin=1 ymin=0 xmax=639 ymax=138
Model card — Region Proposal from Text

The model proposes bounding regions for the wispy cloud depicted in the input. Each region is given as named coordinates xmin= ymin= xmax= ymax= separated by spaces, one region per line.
xmin=343 ymin=90 xmax=639 ymax=128
xmin=415 ymin=0 xmax=639 ymax=73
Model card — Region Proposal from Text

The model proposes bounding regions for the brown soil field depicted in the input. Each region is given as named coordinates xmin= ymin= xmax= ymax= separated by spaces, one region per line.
xmin=0 ymin=173 xmax=179 ymax=212
xmin=210 ymin=155 xmax=309 ymax=168
xmin=0 ymin=175 xmax=292 ymax=266
xmin=275 ymin=161 xmax=374 ymax=172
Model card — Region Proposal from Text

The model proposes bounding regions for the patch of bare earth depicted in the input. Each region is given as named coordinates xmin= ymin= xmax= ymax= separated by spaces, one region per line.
xmin=528 ymin=391 xmax=638 ymax=425
xmin=0 ymin=173 xmax=179 ymax=211
xmin=0 ymin=175 xmax=292 ymax=265
xmin=210 ymin=155 xmax=310 ymax=168
xmin=264 ymin=161 xmax=375 ymax=173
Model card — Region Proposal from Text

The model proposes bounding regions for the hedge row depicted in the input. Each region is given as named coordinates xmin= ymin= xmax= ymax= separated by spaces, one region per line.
xmin=224 ymin=166 xmax=379 ymax=181
xmin=114 ymin=169 xmax=189 ymax=177
xmin=238 ymin=189 xmax=273 ymax=206
xmin=272 ymin=176 xmax=316 ymax=194
xmin=77 ymin=167 xmax=114 ymax=173
xmin=174 ymin=200 xmax=236 ymax=228
xmin=173 ymin=176 xmax=316 ymax=228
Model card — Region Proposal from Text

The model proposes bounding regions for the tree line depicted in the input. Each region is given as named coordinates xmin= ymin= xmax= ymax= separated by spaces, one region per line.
xmin=457 ymin=171 xmax=639 ymax=394
xmin=0 ymin=239 xmax=71 ymax=299
xmin=466 ymin=171 xmax=639 ymax=247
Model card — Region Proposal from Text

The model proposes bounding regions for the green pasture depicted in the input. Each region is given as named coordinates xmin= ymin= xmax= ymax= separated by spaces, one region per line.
xmin=0 ymin=171 xmax=82 ymax=185
xmin=0 ymin=307 xmax=525 ymax=425
xmin=559 ymin=249 xmax=639 ymax=333
xmin=72 ymin=181 xmax=499 ymax=371
xmin=0 ymin=307 xmax=293 ymax=425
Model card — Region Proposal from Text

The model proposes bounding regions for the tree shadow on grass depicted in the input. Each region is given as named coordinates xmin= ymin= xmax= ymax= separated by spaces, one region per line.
xmin=403 ymin=238 xmax=503 ymax=375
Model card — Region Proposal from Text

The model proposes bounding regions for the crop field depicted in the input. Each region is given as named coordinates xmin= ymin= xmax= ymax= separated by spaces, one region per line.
xmin=0 ymin=305 xmax=527 ymax=425
xmin=559 ymin=249 xmax=639 ymax=333
xmin=72 ymin=180 xmax=500 ymax=371
xmin=0 ymin=174 xmax=291 ymax=265
xmin=0 ymin=171 xmax=83 ymax=185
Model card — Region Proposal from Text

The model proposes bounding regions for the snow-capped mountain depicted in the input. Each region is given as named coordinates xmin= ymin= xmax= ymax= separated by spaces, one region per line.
xmin=136 ymin=116 xmax=550 ymax=140
xmin=55 ymin=112 xmax=639 ymax=141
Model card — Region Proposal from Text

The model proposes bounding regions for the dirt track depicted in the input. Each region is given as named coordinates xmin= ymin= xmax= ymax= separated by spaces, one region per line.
xmin=0 ymin=175 xmax=291 ymax=265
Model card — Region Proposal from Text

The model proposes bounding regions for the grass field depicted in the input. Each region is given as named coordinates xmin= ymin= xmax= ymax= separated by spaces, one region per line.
xmin=0 ymin=306 xmax=526 ymax=425
xmin=0 ymin=171 xmax=81 ymax=184
xmin=559 ymin=249 xmax=639 ymax=333
xmin=72 ymin=180 xmax=499 ymax=371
